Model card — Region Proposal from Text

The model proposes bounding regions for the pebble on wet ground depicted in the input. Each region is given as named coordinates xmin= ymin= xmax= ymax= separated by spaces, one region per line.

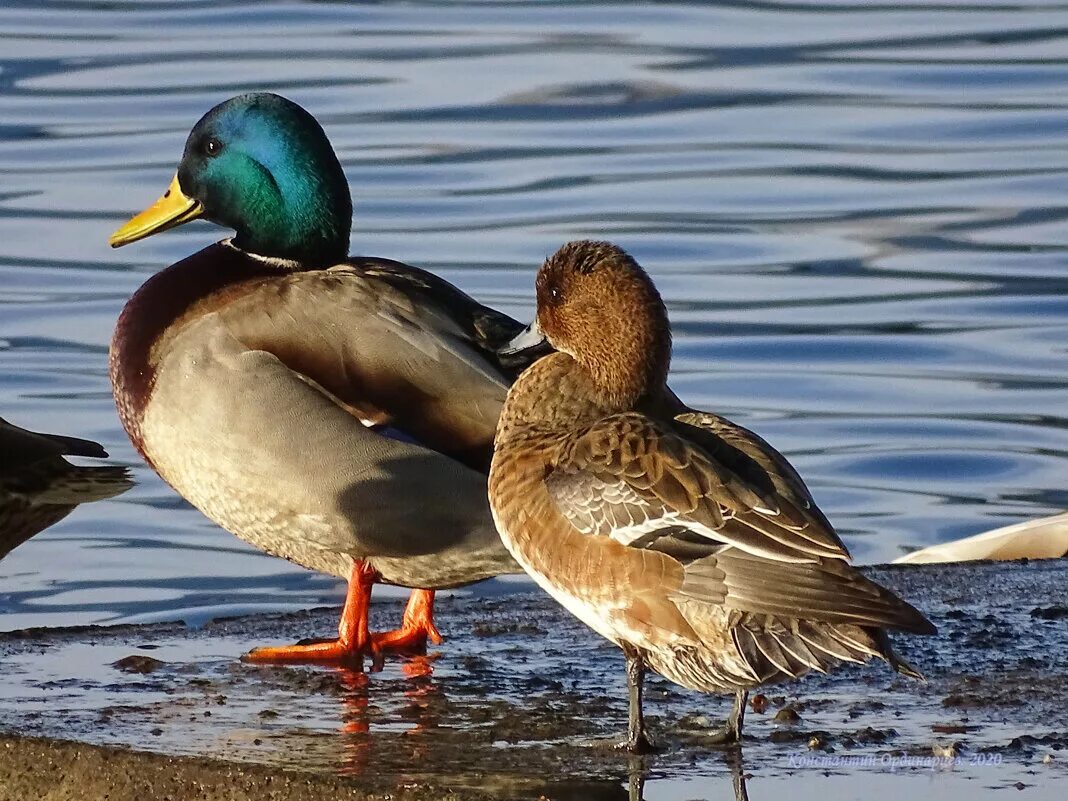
xmin=112 ymin=655 xmax=167 ymax=674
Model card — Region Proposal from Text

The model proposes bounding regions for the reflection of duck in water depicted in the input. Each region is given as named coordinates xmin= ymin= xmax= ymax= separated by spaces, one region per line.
xmin=627 ymin=752 xmax=749 ymax=801
xmin=335 ymin=656 xmax=441 ymax=777
xmin=0 ymin=416 xmax=132 ymax=560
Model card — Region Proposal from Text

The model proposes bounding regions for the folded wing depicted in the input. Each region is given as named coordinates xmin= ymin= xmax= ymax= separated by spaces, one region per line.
xmin=545 ymin=412 xmax=933 ymax=636
xmin=547 ymin=412 xmax=848 ymax=563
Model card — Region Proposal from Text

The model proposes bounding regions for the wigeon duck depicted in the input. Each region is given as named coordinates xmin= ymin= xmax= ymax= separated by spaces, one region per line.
xmin=1 ymin=416 xmax=131 ymax=560
xmin=489 ymin=240 xmax=935 ymax=751
xmin=108 ymin=93 xmax=532 ymax=664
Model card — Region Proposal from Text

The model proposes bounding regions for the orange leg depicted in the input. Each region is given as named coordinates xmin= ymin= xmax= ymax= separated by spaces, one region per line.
xmin=243 ymin=561 xmax=377 ymax=665
xmin=370 ymin=589 xmax=444 ymax=654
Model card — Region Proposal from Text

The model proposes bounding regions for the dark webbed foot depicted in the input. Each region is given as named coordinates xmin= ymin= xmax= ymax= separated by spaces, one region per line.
xmin=617 ymin=731 xmax=660 ymax=755
xmin=706 ymin=724 xmax=741 ymax=746
xmin=707 ymin=690 xmax=748 ymax=746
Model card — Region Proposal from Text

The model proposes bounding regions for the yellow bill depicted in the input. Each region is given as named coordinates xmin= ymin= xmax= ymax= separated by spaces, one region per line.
xmin=109 ymin=174 xmax=204 ymax=248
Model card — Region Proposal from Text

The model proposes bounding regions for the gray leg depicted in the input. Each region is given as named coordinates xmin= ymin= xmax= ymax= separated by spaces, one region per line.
xmin=727 ymin=746 xmax=750 ymax=801
xmin=730 ymin=689 xmax=748 ymax=739
xmin=620 ymin=646 xmax=656 ymax=754
xmin=708 ymin=689 xmax=748 ymax=746
xmin=626 ymin=756 xmax=646 ymax=801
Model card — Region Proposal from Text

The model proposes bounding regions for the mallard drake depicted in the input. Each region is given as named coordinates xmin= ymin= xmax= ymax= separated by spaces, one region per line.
xmin=489 ymin=241 xmax=935 ymax=751
xmin=1 ymin=416 xmax=132 ymax=560
xmin=108 ymin=93 xmax=531 ymax=664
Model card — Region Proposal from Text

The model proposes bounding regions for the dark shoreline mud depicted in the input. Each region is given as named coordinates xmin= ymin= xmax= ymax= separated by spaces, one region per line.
xmin=0 ymin=734 xmax=513 ymax=801
xmin=1 ymin=559 xmax=1066 ymax=800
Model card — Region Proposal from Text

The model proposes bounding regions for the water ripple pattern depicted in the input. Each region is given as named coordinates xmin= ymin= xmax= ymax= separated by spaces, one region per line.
xmin=1 ymin=0 xmax=1066 ymax=630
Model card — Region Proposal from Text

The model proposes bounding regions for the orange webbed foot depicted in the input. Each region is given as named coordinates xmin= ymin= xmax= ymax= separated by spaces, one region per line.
xmin=242 ymin=638 xmax=372 ymax=666
xmin=369 ymin=589 xmax=444 ymax=654
xmin=241 ymin=561 xmax=377 ymax=666
xmin=238 ymin=575 xmax=444 ymax=666
xmin=369 ymin=624 xmax=440 ymax=654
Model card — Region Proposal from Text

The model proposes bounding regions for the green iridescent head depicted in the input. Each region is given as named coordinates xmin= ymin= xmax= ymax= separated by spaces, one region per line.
xmin=110 ymin=93 xmax=352 ymax=266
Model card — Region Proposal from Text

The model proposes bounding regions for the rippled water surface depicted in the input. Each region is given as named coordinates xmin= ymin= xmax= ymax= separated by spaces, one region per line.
xmin=1 ymin=1 xmax=1066 ymax=631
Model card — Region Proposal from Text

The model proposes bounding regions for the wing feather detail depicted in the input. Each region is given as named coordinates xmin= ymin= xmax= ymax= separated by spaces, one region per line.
xmin=545 ymin=412 xmax=849 ymax=564
xmin=543 ymin=411 xmax=933 ymax=636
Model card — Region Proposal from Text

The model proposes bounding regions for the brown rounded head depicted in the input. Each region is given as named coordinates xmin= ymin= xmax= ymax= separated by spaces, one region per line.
xmin=535 ymin=240 xmax=672 ymax=409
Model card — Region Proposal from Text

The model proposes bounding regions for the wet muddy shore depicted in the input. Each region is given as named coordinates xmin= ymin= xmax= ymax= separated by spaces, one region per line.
xmin=1 ymin=559 xmax=1066 ymax=800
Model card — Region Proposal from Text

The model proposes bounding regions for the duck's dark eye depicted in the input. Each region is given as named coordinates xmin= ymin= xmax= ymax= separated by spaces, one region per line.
xmin=547 ymin=285 xmax=562 ymax=305
xmin=204 ymin=137 xmax=222 ymax=157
